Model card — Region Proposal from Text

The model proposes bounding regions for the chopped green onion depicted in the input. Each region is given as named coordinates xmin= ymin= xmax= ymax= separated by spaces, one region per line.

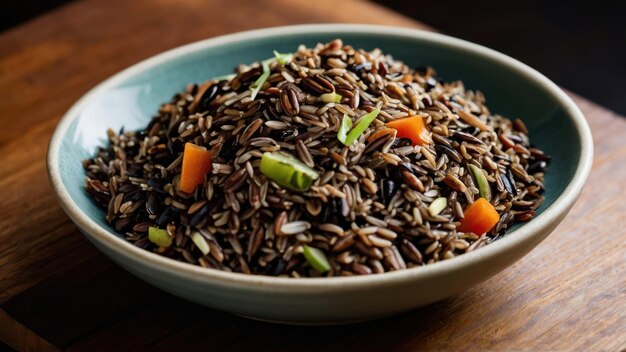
xmin=260 ymin=151 xmax=319 ymax=192
xmin=211 ymin=73 xmax=236 ymax=81
xmin=337 ymin=114 xmax=352 ymax=145
xmin=250 ymin=52 xmax=293 ymax=100
xmin=302 ymin=244 xmax=331 ymax=273
xmin=468 ymin=164 xmax=492 ymax=201
xmin=273 ymin=50 xmax=293 ymax=65
xmin=292 ymin=170 xmax=308 ymax=190
xmin=342 ymin=109 xmax=380 ymax=146
xmin=250 ymin=60 xmax=271 ymax=100
xmin=148 ymin=227 xmax=172 ymax=248
xmin=429 ymin=197 xmax=447 ymax=217
xmin=191 ymin=231 xmax=210 ymax=255
xmin=321 ymin=92 xmax=342 ymax=103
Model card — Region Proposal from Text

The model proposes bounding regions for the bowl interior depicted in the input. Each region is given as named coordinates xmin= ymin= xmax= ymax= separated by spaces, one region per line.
xmin=56 ymin=27 xmax=581 ymax=241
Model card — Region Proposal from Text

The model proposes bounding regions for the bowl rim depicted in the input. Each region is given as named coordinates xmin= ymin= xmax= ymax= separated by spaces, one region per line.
xmin=47 ymin=23 xmax=593 ymax=291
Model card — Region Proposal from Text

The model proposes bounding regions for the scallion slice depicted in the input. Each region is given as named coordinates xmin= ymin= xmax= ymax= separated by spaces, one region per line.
xmin=148 ymin=227 xmax=172 ymax=248
xmin=337 ymin=114 xmax=352 ymax=145
xmin=341 ymin=109 xmax=380 ymax=146
xmin=273 ymin=50 xmax=293 ymax=65
xmin=250 ymin=60 xmax=271 ymax=100
xmin=260 ymin=151 xmax=319 ymax=192
xmin=321 ymin=92 xmax=342 ymax=103
xmin=302 ymin=244 xmax=331 ymax=273
xmin=250 ymin=52 xmax=293 ymax=100
xmin=191 ymin=231 xmax=210 ymax=255
xmin=468 ymin=164 xmax=492 ymax=200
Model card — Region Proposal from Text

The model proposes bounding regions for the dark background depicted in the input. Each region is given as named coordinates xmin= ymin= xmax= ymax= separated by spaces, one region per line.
xmin=372 ymin=0 xmax=626 ymax=116
xmin=1 ymin=0 xmax=625 ymax=115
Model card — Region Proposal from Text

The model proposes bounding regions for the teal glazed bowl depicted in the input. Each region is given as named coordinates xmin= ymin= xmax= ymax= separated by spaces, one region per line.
xmin=48 ymin=24 xmax=593 ymax=324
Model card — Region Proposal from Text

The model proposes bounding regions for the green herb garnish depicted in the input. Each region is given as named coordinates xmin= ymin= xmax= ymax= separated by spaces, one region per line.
xmin=321 ymin=92 xmax=342 ymax=103
xmin=250 ymin=59 xmax=271 ymax=100
xmin=337 ymin=114 xmax=352 ymax=145
xmin=339 ymin=109 xmax=380 ymax=146
xmin=148 ymin=227 xmax=172 ymax=248
xmin=468 ymin=164 xmax=492 ymax=201
xmin=191 ymin=231 xmax=210 ymax=255
xmin=260 ymin=151 xmax=319 ymax=192
xmin=273 ymin=50 xmax=293 ymax=65
xmin=303 ymin=244 xmax=331 ymax=273
xmin=250 ymin=51 xmax=293 ymax=100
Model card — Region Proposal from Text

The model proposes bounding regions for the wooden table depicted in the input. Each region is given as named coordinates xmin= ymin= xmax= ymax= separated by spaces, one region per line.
xmin=1 ymin=0 xmax=624 ymax=350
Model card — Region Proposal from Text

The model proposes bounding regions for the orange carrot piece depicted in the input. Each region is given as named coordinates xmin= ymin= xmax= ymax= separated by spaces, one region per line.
xmin=179 ymin=143 xmax=213 ymax=194
xmin=386 ymin=115 xmax=432 ymax=146
xmin=458 ymin=198 xmax=500 ymax=236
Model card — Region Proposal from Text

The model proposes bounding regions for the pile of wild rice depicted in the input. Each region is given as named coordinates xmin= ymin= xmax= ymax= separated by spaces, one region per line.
xmin=84 ymin=39 xmax=549 ymax=277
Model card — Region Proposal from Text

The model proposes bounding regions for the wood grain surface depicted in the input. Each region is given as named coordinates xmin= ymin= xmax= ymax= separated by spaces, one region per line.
xmin=0 ymin=0 xmax=624 ymax=351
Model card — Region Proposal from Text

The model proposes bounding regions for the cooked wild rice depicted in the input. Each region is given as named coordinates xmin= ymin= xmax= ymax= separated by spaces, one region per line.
xmin=84 ymin=39 xmax=549 ymax=277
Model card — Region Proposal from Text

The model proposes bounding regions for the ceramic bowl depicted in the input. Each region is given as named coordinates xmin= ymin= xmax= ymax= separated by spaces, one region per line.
xmin=47 ymin=24 xmax=593 ymax=324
